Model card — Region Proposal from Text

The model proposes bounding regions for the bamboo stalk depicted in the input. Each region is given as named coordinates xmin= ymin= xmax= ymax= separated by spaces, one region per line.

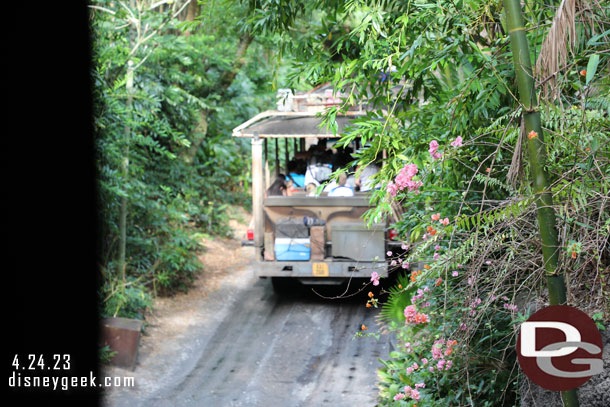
xmin=502 ymin=0 xmax=577 ymax=405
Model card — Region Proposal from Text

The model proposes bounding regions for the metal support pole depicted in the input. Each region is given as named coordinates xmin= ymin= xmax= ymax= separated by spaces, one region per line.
xmin=284 ymin=137 xmax=290 ymax=174
xmin=264 ymin=138 xmax=270 ymax=188
xmin=251 ymin=134 xmax=264 ymax=261
xmin=274 ymin=138 xmax=279 ymax=176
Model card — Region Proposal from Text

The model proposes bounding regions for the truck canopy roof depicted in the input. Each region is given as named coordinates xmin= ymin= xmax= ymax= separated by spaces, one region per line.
xmin=232 ymin=84 xmax=369 ymax=139
xmin=232 ymin=111 xmax=363 ymax=139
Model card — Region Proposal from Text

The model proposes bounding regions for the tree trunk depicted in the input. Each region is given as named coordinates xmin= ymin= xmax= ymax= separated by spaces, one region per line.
xmin=218 ymin=33 xmax=254 ymax=90
xmin=184 ymin=109 xmax=209 ymax=163
xmin=183 ymin=0 xmax=200 ymax=37
xmin=118 ymin=0 xmax=138 ymax=283
xmin=184 ymin=32 xmax=254 ymax=162
xmin=119 ymin=61 xmax=134 ymax=283
xmin=502 ymin=0 xmax=577 ymax=405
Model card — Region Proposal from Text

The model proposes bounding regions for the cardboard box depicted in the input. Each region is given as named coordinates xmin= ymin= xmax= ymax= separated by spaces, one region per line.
xmin=264 ymin=232 xmax=275 ymax=261
xmin=310 ymin=226 xmax=326 ymax=260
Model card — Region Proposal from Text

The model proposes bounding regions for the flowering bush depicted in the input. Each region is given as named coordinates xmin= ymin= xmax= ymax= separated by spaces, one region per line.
xmin=261 ymin=1 xmax=610 ymax=405
xmin=363 ymin=103 xmax=609 ymax=406
xmin=375 ymin=264 xmax=520 ymax=406
xmin=368 ymin=137 xmax=522 ymax=405
xmin=387 ymin=163 xmax=423 ymax=197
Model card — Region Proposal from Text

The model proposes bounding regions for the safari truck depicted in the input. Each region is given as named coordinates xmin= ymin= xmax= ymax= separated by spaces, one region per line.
xmin=233 ymin=85 xmax=397 ymax=292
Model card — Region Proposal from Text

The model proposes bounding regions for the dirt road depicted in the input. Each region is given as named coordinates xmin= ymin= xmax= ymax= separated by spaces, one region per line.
xmin=102 ymin=217 xmax=388 ymax=407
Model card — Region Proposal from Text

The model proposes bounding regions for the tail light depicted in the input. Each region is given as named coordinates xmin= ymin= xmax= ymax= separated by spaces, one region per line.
xmin=247 ymin=229 xmax=254 ymax=240
xmin=388 ymin=229 xmax=399 ymax=240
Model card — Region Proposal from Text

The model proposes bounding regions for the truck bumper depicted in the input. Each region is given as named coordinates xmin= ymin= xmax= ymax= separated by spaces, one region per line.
xmin=254 ymin=260 xmax=388 ymax=279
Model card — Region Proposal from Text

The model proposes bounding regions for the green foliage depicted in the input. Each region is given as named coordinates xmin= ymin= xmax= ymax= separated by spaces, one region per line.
xmin=99 ymin=345 xmax=118 ymax=365
xmin=102 ymin=279 xmax=152 ymax=320
xmin=377 ymin=273 xmax=519 ymax=407
xmin=592 ymin=312 xmax=606 ymax=331
xmin=92 ymin=0 xmax=279 ymax=310
xmin=90 ymin=1 xmax=609 ymax=405
xmin=243 ymin=0 xmax=609 ymax=405
xmin=380 ymin=272 xmax=416 ymax=323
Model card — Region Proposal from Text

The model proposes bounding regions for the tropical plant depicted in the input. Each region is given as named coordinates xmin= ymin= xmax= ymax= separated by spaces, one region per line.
xmin=243 ymin=0 xmax=609 ymax=405
xmin=91 ymin=0 xmax=281 ymax=315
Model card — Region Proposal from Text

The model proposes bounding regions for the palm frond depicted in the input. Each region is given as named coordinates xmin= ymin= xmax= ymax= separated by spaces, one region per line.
xmin=380 ymin=271 xmax=414 ymax=323
xmin=535 ymin=0 xmax=577 ymax=101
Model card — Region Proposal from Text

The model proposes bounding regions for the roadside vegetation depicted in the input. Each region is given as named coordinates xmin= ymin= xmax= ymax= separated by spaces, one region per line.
xmin=242 ymin=0 xmax=609 ymax=405
xmin=93 ymin=0 xmax=609 ymax=405
xmin=91 ymin=0 xmax=284 ymax=317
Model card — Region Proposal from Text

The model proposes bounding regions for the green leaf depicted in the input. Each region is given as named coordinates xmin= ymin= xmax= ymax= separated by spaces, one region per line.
xmin=586 ymin=54 xmax=600 ymax=85
xmin=586 ymin=29 xmax=610 ymax=46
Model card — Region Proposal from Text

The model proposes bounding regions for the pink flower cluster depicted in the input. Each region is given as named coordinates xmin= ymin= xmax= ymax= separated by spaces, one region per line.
xmin=387 ymin=163 xmax=423 ymax=197
xmin=431 ymin=212 xmax=450 ymax=226
xmin=403 ymin=305 xmax=430 ymax=324
xmin=431 ymin=340 xmax=444 ymax=360
xmin=404 ymin=305 xmax=416 ymax=320
xmin=390 ymin=257 xmax=410 ymax=269
xmin=410 ymin=287 xmax=429 ymax=304
xmin=370 ymin=272 xmax=380 ymax=286
xmin=388 ymin=138 xmax=463 ymax=197
xmin=429 ymin=339 xmax=456 ymax=371
xmin=435 ymin=359 xmax=453 ymax=371
xmin=451 ymin=136 xmax=463 ymax=148
xmin=469 ymin=297 xmax=482 ymax=316
xmin=431 ymin=339 xmax=457 ymax=362
xmin=429 ymin=137 xmax=463 ymax=160
xmin=394 ymin=384 xmax=423 ymax=402
xmin=429 ymin=140 xmax=442 ymax=160
xmin=503 ymin=303 xmax=518 ymax=312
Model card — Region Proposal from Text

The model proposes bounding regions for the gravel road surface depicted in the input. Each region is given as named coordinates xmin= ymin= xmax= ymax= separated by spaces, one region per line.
xmin=102 ymin=258 xmax=388 ymax=407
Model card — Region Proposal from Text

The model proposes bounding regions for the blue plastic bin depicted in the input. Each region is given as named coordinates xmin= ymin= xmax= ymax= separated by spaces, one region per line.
xmin=274 ymin=238 xmax=311 ymax=261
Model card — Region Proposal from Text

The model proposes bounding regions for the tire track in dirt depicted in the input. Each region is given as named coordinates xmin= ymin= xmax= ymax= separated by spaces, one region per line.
xmin=102 ymin=207 xmax=388 ymax=407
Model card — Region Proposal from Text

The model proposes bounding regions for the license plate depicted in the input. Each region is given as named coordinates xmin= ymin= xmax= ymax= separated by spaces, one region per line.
xmin=312 ymin=262 xmax=329 ymax=277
